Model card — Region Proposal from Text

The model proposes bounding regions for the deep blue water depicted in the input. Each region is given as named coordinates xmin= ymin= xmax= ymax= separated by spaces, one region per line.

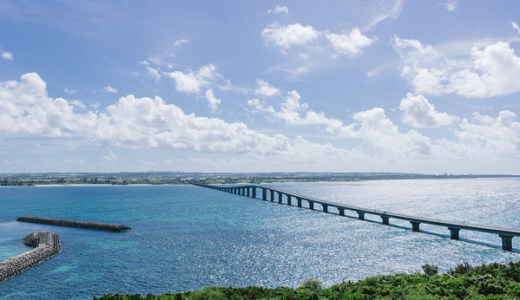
xmin=0 ymin=179 xmax=519 ymax=299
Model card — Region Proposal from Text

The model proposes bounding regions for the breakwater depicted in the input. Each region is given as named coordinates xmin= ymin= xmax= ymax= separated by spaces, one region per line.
xmin=194 ymin=183 xmax=520 ymax=250
xmin=17 ymin=216 xmax=131 ymax=232
xmin=0 ymin=231 xmax=60 ymax=282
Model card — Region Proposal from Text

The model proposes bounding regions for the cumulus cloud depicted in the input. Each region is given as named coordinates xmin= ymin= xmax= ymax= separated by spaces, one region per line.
xmin=104 ymin=150 xmax=117 ymax=162
xmin=0 ymin=72 xmax=363 ymax=164
xmin=6 ymin=72 xmax=520 ymax=170
xmin=439 ymin=110 xmax=520 ymax=161
xmin=255 ymin=79 xmax=281 ymax=97
xmin=64 ymin=88 xmax=77 ymax=95
xmin=0 ymin=73 xmax=86 ymax=137
xmin=164 ymin=64 xmax=220 ymax=93
xmin=439 ymin=1 xmax=457 ymax=12
xmin=347 ymin=107 xmax=433 ymax=157
xmin=174 ymin=39 xmax=189 ymax=47
xmin=248 ymin=90 xmax=341 ymax=128
xmin=395 ymin=37 xmax=520 ymax=98
xmin=513 ymin=22 xmax=520 ymax=34
xmin=326 ymin=28 xmax=375 ymax=57
xmin=267 ymin=5 xmax=288 ymax=14
xmin=248 ymin=90 xmax=436 ymax=159
xmin=399 ymin=93 xmax=458 ymax=128
xmin=2 ymin=52 xmax=13 ymax=60
xmin=71 ymin=100 xmax=86 ymax=109
xmin=262 ymin=23 xmax=320 ymax=49
xmin=366 ymin=0 xmax=403 ymax=30
xmin=205 ymin=89 xmax=221 ymax=113
xmin=104 ymin=86 xmax=118 ymax=93
xmin=146 ymin=67 xmax=161 ymax=81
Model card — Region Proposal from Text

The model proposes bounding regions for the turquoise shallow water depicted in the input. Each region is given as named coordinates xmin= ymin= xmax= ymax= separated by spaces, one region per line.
xmin=0 ymin=179 xmax=519 ymax=299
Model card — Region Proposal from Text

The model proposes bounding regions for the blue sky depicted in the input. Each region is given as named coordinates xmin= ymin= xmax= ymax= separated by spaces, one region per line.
xmin=1 ymin=0 xmax=520 ymax=174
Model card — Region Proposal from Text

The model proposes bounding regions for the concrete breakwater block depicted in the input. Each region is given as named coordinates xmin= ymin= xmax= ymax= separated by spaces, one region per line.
xmin=0 ymin=231 xmax=60 ymax=283
xmin=17 ymin=216 xmax=132 ymax=232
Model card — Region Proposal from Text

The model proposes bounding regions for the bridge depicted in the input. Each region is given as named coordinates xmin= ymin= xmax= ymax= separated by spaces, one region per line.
xmin=193 ymin=183 xmax=520 ymax=251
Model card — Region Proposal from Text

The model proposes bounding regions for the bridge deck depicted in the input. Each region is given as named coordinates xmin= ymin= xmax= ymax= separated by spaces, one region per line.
xmin=193 ymin=183 xmax=520 ymax=250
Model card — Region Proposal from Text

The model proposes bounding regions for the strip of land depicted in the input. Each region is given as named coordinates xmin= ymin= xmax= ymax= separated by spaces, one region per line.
xmin=1 ymin=171 xmax=518 ymax=186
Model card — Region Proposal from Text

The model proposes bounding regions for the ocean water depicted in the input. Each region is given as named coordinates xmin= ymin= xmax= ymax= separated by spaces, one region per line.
xmin=0 ymin=179 xmax=519 ymax=299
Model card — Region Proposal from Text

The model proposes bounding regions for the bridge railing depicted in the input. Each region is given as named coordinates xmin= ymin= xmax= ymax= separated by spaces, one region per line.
xmin=192 ymin=183 xmax=519 ymax=251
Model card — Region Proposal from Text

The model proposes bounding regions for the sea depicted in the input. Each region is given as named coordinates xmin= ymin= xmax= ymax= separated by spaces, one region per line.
xmin=0 ymin=178 xmax=519 ymax=299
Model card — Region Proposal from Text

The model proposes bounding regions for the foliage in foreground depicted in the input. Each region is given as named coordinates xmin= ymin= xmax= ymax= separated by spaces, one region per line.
xmin=91 ymin=261 xmax=520 ymax=300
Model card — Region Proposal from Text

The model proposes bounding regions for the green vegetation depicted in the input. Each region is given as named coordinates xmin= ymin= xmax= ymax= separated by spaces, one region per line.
xmin=1 ymin=172 xmax=518 ymax=186
xmin=92 ymin=261 xmax=520 ymax=300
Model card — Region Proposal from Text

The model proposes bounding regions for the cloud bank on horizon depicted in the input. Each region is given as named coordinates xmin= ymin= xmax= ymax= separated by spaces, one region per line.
xmin=0 ymin=0 xmax=519 ymax=174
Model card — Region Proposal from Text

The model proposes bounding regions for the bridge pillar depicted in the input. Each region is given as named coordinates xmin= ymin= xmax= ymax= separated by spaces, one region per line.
xmin=297 ymin=198 xmax=301 ymax=207
xmin=277 ymin=192 xmax=282 ymax=203
xmin=287 ymin=195 xmax=291 ymax=206
xmin=338 ymin=208 xmax=345 ymax=216
xmin=357 ymin=212 xmax=365 ymax=220
xmin=499 ymin=235 xmax=513 ymax=251
xmin=269 ymin=190 xmax=274 ymax=202
xmin=410 ymin=221 xmax=420 ymax=232
xmin=262 ymin=189 xmax=266 ymax=200
xmin=308 ymin=201 xmax=314 ymax=210
xmin=381 ymin=215 xmax=390 ymax=225
xmin=247 ymin=187 xmax=250 ymax=197
xmin=322 ymin=204 xmax=328 ymax=213
xmin=252 ymin=187 xmax=256 ymax=198
xmin=448 ymin=227 xmax=460 ymax=240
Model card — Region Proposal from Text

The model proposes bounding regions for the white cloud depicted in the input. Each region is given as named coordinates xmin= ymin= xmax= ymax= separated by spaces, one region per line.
xmin=205 ymin=89 xmax=221 ymax=113
xmin=366 ymin=0 xmax=403 ymax=30
xmin=248 ymin=90 xmax=435 ymax=159
xmin=163 ymin=64 xmax=220 ymax=93
xmin=513 ymin=22 xmax=520 ymax=34
xmin=64 ymin=88 xmax=77 ymax=95
xmin=7 ymin=72 xmax=520 ymax=170
xmin=255 ymin=79 xmax=281 ymax=97
xmin=326 ymin=28 xmax=375 ymax=57
xmin=248 ymin=90 xmax=338 ymax=127
xmin=267 ymin=5 xmax=288 ymax=14
xmin=146 ymin=67 xmax=161 ymax=81
xmin=299 ymin=53 xmax=309 ymax=60
xmin=174 ymin=39 xmax=189 ymax=47
xmin=2 ymin=52 xmax=13 ymax=60
xmin=395 ymin=37 xmax=520 ymax=98
xmin=0 ymin=73 xmax=84 ymax=137
xmin=347 ymin=107 xmax=433 ymax=157
xmin=104 ymin=150 xmax=118 ymax=162
xmin=104 ymin=86 xmax=118 ymax=93
xmin=262 ymin=23 xmax=320 ymax=49
xmin=71 ymin=100 xmax=86 ymax=109
xmin=0 ymin=72 xmax=364 ymax=163
xmin=438 ymin=111 xmax=520 ymax=161
xmin=399 ymin=93 xmax=458 ymax=128
xmin=440 ymin=1 xmax=457 ymax=12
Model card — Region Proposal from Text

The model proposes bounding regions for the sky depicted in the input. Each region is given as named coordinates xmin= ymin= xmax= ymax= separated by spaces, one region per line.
xmin=1 ymin=0 xmax=520 ymax=174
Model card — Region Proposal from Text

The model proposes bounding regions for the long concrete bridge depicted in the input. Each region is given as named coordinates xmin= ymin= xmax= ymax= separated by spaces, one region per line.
xmin=193 ymin=183 xmax=520 ymax=251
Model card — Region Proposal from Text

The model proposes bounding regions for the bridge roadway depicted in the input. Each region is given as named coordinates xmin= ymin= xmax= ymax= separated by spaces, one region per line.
xmin=193 ymin=183 xmax=520 ymax=251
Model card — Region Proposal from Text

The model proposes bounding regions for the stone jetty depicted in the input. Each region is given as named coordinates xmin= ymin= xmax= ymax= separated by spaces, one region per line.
xmin=0 ymin=231 xmax=60 ymax=283
xmin=17 ymin=216 xmax=131 ymax=232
